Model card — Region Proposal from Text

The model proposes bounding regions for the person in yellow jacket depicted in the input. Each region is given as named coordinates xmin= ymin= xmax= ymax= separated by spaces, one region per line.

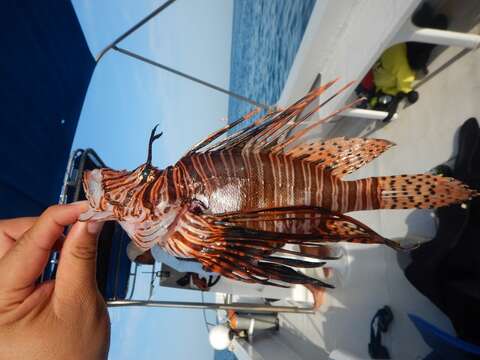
xmin=370 ymin=43 xmax=419 ymax=121
xmin=373 ymin=43 xmax=416 ymax=96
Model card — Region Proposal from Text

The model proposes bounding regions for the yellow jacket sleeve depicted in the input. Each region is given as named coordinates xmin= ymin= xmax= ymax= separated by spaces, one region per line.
xmin=373 ymin=43 xmax=415 ymax=95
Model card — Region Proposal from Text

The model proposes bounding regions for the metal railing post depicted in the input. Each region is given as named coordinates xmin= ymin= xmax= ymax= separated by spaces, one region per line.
xmin=107 ymin=300 xmax=315 ymax=314
xmin=113 ymin=45 xmax=272 ymax=110
xmin=96 ymin=0 xmax=177 ymax=62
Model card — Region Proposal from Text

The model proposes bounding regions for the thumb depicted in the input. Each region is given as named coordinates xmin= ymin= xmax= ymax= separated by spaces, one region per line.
xmin=54 ymin=221 xmax=104 ymax=304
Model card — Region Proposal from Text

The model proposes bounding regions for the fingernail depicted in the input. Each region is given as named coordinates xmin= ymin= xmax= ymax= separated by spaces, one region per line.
xmin=87 ymin=221 xmax=104 ymax=235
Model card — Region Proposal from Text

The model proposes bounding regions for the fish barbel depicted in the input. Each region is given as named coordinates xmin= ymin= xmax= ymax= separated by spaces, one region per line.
xmin=80 ymin=80 xmax=478 ymax=289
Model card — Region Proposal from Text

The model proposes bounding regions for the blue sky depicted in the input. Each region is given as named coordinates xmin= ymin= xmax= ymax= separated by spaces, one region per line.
xmin=71 ymin=0 xmax=234 ymax=358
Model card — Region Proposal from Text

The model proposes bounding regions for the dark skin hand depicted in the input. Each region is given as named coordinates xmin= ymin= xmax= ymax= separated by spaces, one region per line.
xmin=0 ymin=202 xmax=110 ymax=360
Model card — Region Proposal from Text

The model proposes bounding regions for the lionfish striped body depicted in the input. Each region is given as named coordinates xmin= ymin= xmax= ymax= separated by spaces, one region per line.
xmin=81 ymin=80 xmax=478 ymax=289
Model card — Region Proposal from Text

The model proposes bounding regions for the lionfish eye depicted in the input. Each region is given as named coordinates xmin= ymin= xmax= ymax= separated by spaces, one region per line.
xmin=141 ymin=168 xmax=151 ymax=181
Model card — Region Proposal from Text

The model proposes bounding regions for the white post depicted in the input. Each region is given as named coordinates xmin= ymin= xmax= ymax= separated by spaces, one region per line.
xmin=341 ymin=108 xmax=399 ymax=121
xmin=395 ymin=21 xmax=480 ymax=49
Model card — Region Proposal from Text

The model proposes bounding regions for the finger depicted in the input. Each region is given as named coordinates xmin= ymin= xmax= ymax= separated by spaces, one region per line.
xmin=0 ymin=202 xmax=89 ymax=297
xmin=0 ymin=217 xmax=37 ymax=258
xmin=12 ymin=281 xmax=55 ymax=322
xmin=55 ymin=220 xmax=103 ymax=304
xmin=0 ymin=217 xmax=37 ymax=239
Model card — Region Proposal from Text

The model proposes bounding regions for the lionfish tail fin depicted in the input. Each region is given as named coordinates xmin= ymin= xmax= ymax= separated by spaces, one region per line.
xmin=378 ymin=174 xmax=478 ymax=209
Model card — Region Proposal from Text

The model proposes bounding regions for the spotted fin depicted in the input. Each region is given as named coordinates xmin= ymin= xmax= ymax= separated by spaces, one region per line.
xmin=378 ymin=174 xmax=479 ymax=209
xmin=285 ymin=137 xmax=394 ymax=178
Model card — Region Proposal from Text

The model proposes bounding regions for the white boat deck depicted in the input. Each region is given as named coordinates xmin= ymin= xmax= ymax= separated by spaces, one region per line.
xmin=231 ymin=0 xmax=480 ymax=359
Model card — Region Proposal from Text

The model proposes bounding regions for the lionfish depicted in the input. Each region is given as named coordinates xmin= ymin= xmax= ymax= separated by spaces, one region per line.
xmin=80 ymin=80 xmax=477 ymax=290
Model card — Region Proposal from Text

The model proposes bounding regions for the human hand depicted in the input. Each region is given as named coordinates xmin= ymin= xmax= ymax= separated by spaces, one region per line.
xmin=0 ymin=202 xmax=110 ymax=359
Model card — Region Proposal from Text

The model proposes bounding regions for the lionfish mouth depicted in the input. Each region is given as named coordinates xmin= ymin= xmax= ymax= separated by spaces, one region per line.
xmin=79 ymin=169 xmax=114 ymax=222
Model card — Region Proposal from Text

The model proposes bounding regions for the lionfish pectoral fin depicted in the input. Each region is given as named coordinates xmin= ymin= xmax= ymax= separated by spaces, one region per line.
xmin=258 ymin=261 xmax=334 ymax=289
xmin=167 ymin=209 xmax=339 ymax=289
xmin=214 ymin=206 xmax=391 ymax=248
xmin=285 ymin=137 xmax=395 ymax=178
xmin=264 ymin=256 xmax=326 ymax=268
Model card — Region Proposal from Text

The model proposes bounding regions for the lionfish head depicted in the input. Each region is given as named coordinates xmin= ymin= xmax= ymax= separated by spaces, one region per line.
xmin=80 ymin=164 xmax=161 ymax=222
xmin=80 ymin=125 xmax=163 ymax=223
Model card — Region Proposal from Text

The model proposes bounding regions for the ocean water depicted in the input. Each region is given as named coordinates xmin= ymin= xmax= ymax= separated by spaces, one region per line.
xmin=228 ymin=0 xmax=316 ymax=123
